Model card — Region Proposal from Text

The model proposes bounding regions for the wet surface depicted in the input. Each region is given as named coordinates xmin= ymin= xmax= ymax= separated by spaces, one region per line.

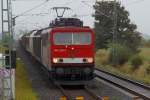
xmin=95 ymin=70 xmax=150 ymax=99
xmin=17 ymin=45 xmax=62 ymax=100
xmin=17 ymin=44 xmax=95 ymax=100
xmin=17 ymin=44 xmax=139 ymax=100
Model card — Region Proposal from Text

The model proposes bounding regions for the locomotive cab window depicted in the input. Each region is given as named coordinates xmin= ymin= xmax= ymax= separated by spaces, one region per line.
xmin=54 ymin=33 xmax=72 ymax=45
xmin=54 ymin=32 xmax=91 ymax=45
xmin=73 ymin=32 xmax=91 ymax=45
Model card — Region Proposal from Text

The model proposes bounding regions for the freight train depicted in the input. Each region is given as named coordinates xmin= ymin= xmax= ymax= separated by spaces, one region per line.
xmin=20 ymin=18 xmax=95 ymax=85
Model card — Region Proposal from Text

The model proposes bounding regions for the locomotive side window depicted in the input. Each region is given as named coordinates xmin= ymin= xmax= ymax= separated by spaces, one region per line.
xmin=54 ymin=32 xmax=91 ymax=45
xmin=42 ymin=33 xmax=48 ymax=46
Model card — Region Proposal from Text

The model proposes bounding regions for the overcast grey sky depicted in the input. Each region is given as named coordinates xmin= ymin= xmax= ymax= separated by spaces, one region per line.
xmin=0 ymin=0 xmax=150 ymax=36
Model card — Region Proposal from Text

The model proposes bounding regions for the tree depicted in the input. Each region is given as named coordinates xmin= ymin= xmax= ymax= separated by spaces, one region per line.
xmin=0 ymin=33 xmax=11 ymax=47
xmin=108 ymin=43 xmax=132 ymax=65
xmin=93 ymin=1 xmax=142 ymax=51
xmin=141 ymin=39 xmax=150 ymax=47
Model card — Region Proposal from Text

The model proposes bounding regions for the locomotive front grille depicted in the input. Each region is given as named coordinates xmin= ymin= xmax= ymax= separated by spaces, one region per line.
xmin=54 ymin=67 xmax=94 ymax=81
xmin=64 ymin=68 xmax=83 ymax=75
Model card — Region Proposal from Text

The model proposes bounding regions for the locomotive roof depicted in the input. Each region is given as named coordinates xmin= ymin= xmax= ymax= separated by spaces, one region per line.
xmin=30 ymin=30 xmax=37 ymax=37
xmin=35 ymin=26 xmax=92 ymax=33
xmin=21 ymin=26 xmax=93 ymax=39
xmin=34 ymin=30 xmax=43 ymax=36
xmin=51 ymin=26 xmax=92 ymax=32
xmin=49 ymin=18 xmax=83 ymax=28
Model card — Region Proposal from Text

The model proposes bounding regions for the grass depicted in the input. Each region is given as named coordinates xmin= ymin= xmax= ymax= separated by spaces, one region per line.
xmin=16 ymin=58 xmax=38 ymax=100
xmin=139 ymin=48 xmax=150 ymax=61
xmin=95 ymin=47 xmax=150 ymax=85
xmin=0 ymin=45 xmax=8 ymax=53
xmin=0 ymin=45 xmax=38 ymax=99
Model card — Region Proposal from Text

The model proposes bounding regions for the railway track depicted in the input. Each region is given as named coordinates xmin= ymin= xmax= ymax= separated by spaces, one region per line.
xmin=19 ymin=44 xmax=103 ymax=100
xmin=18 ymin=45 xmax=112 ymax=100
xmin=53 ymin=81 xmax=103 ymax=100
xmin=19 ymin=42 xmax=150 ymax=100
xmin=95 ymin=68 xmax=150 ymax=100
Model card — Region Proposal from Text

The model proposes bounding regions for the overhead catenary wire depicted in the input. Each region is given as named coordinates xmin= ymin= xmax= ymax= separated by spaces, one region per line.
xmin=16 ymin=13 xmax=49 ymax=16
xmin=12 ymin=0 xmax=51 ymax=31
xmin=12 ymin=0 xmax=50 ymax=1
xmin=121 ymin=0 xmax=145 ymax=6
xmin=81 ymin=0 xmax=113 ymax=19
xmin=13 ymin=0 xmax=106 ymax=30
xmin=14 ymin=0 xmax=94 ymax=21
xmin=13 ymin=0 xmax=49 ymax=18
xmin=12 ymin=0 xmax=55 ymax=33
xmin=14 ymin=0 xmax=95 ymax=31
xmin=62 ymin=0 xmax=74 ymax=5
xmin=128 ymin=0 xmax=145 ymax=5
xmin=82 ymin=0 xmax=119 ymax=64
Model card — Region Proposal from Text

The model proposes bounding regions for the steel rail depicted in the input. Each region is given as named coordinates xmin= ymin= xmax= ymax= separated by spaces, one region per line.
xmin=95 ymin=68 xmax=150 ymax=100
xmin=54 ymin=82 xmax=103 ymax=100
xmin=53 ymin=82 xmax=72 ymax=100
xmin=95 ymin=68 xmax=150 ymax=89
xmin=53 ymin=80 xmax=103 ymax=100
xmin=84 ymin=86 xmax=103 ymax=100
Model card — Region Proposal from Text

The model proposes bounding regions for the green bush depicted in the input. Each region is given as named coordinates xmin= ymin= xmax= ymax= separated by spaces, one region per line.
xmin=146 ymin=65 xmax=150 ymax=74
xmin=130 ymin=55 xmax=143 ymax=69
xmin=96 ymin=49 xmax=109 ymax=65
xmin=108 ymin=43 xmax=132 ymax=65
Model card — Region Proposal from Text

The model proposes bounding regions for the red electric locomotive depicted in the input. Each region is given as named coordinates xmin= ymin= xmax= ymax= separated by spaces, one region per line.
xmin=21 ymin=18 xmax=95 ymax=85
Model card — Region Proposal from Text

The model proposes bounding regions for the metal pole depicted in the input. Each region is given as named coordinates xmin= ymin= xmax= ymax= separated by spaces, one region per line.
xmin=1 ymin=1 xmax=4 ymax=99
xmin=1 ymin=0 xmax=4 ymax=39
xmin=1 ymin=0 xmax=14 ymax=99
xmin=112 ymin=0 xmax=118 ymax=64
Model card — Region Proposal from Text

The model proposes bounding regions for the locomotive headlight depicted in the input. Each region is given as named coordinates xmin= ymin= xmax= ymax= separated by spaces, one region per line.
xmin=87 ymin=58 xmax=93 ymax=63
xmin=53 ymin=58 xmax=58 ymax=63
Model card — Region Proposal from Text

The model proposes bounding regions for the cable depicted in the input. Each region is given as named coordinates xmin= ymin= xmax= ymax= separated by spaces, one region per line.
xmin=62 ymin=0 xmax=74 ymax=5
xmin=81 ymin=0 xmax=112 ymax=19
xmin=125 ymin=0 xmax=145 ymax=5
xmin=18 ymin=13 xmax=49 ymax=16
xmin=14 ymin=0 xmax=94 ymax=30
xmin=13 ymin=0 xmax=53 ymax=29
xmin=12 ymin=0 xmax=50 ymax=1
xmin=14 ymin=0 xmax=49 ymax=18
xmin=81 ymin=1 xmax=93 ymax=8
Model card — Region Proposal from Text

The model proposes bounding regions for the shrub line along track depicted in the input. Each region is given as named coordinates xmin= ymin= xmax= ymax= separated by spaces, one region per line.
xmin=95 ymin=68 xmax=150 ymax=100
